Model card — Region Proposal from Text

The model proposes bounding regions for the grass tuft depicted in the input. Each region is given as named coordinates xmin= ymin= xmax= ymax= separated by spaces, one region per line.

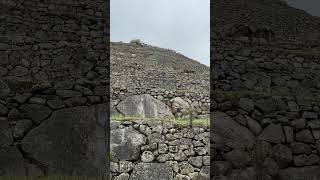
xmin=110 ymin=115 xmax=210 ymax=128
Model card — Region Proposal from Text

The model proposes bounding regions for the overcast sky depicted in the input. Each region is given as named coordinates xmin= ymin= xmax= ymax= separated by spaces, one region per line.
xmin=285 ymin=0 xmax=320 ymax=17
xmin=111 ymin=0 xmax=210 ymax=66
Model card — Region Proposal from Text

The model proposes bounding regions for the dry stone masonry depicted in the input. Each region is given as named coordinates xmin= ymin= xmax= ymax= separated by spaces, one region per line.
xmin=110 ymin=42 xmax=210 ymax=119
xmin=110 ymin=120 xmax=210 ymax=180
xmin=0 ymin=0 xmax=108 ymax=177
xmin=211 ymin=0 xmax=320 ymax=178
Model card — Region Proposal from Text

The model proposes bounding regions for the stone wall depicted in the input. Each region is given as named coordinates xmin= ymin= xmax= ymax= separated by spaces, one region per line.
xmin=210 ymin=38 xmax=320 ymax=179
xmin=0 ymin=0 xmax=108 ymax=177
xmin=111 ymin=87 xmax=210 ymax=119
xmin=110 ymin=120 xmax=210 ymax=180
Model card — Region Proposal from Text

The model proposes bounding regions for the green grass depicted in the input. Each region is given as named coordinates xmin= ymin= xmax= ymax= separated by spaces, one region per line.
xmin=111 ymin=115 xmax=210 ymax=128
xmin=0 ymin=177 xmax=106 ymax=180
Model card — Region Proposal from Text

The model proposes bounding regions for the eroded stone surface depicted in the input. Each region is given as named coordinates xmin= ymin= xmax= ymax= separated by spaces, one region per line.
xmin=21 ymin=104 xmax=107 ymax=176
xmin=130 ymin=163 xmax=173 ymax=180
xmin=117 ymin=94 xmax=174 ymax=119
xmin=111 ymin=127 xmax=146 ymax=161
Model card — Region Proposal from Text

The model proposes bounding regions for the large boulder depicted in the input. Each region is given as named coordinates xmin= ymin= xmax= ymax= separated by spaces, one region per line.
xmin=111 ymin=127 xmax=146 ymax=161
xmin=21 ymin=104 xmax=108 ymax=176
xmin=169 ymin=97 xmax=191 ymax=115
xmin=116 ymin=94 xmax=174 ymax=119
xmin=211 ymin=111 xmax=255 ymax=150
xmin=279 ymin=166 xmax=320 ymax=180
xmin=130 ymin=163 xmax=173 ymax=180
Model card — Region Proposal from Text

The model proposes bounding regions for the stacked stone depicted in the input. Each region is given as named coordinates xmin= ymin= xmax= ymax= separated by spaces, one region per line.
xmin=110 ymin=120 xmax=210 ymax=180
xmin=0 ymin=0 xmax=107 ymax=176
xmin=110 ymin=42 xmax=209 ymax=93
xmin=211 ymin=38 xmax=320 ymax=179
xmin=111 ymin=87 xmax=210 ymax=119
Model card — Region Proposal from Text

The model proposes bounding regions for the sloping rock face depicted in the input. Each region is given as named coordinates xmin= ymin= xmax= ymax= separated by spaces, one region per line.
xmin=111 ymin=42 xmax=209 ymax=92
xmin=116 ymin=94 xmax=174 ymax=119
xmin=21 ymin=104 xmax=108 ymax=176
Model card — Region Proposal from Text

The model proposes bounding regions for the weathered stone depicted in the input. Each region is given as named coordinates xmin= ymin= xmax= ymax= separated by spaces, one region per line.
xmin=93 ymin=86 xmax=108 ymax=96
xmin=170 ymin=97 xmax=191 ymax=114
xmin=308 ymin=120 xmax=320 ymax=129
xmin=302 ymin=112 xmax=318 ymax=119
xmin=224 ymin=149 xmax=251 ymax=168
xmin=0 ymin=119 xmax=13 ymax=148
xmin=211 ymin=161 xmax=231 ymax=176
xmin=119 ymin=161 xmax=134 ymax=173
xmin=259 ymin=123 xmax=285 ymax=144
xmin=198 ymin=166 xmax=210 ymax=180
xmin=263 ymin=157 xmax=279 ymax=176
xmin=19 ymin=104 xmax=52 ymax=124
xmin=273 ymin=144 xmax=292 ymax=163
xmin=13 ymin=93 xmax=32 ymax=104
xmin=0 ymin=80 xmax=10 ymax=99
xmin=188 ymin=156 xmax=202 ymax=168
xmin=283 ymin=126 xmax=294 ymax=143
xmin=0 ymin=147 xmax=27 ymax=176
xmin=114 ymin=173 xmax=130 ymax=180
xmin=21 ymin=104 xmax=107 ymax=176
xmin=117 ymin=94 xmax=174 ymax=119
xmin=13 ymin=119 xmax=33 ymax=139
xmin=0 ymin=103 xmax=8 ymax=115
xmin=158 ymin=143 xmax=168 ymax=154
xmin=111 ymin=127 xmax=146 ymax=161
xmin=141 ymin=151 xmax=154 ymax=162
xmin=288 ymin=101 xmax=299 ymax=112
xmin=291 ymin=142 xmax=312 ymax=154
xmin=130 ymin=163 xmax=173 ymax=180
xmin=47 ymin=99 xmax=65 ymax=109
xmin=148 ymin=133 xmax=165 ymax=144
xmin=110 ymin=162 xmax=119 ymax=173
xmin=245 ymin=115 xmax=262 ymax=135
xmin=238 ymin=98 xmax=254 ymax=112
xmin=291 ymin=118 xmax=306 ymax=129
xmin=28 ymin=97 xmax=46 ymax=105
xmin=296 ymin=129 xmax=315 ymax=143
xmin=255 ymin=98 xmax=278 ymax=114
xmin=175 ymin=174 xmax=190 ymax=180
xmin=279 ymin=166 xmax=320 ymax=180
xmin=293 ymin=154 xmax=319 ymax=166
xmin=211 ymin=112 xmax=255 ymax=150
xmin=56 ymin=90 xmax=82 ymax=98
xmin=9 ymin=66 xmax=29 ymax=76
xmin=179 ymin=162 xmax=194 ymax=175
xmin=227 ymin=167 xmax=255 ymax=180
xmin=157 ymin=154 xmax=173 ymax=162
